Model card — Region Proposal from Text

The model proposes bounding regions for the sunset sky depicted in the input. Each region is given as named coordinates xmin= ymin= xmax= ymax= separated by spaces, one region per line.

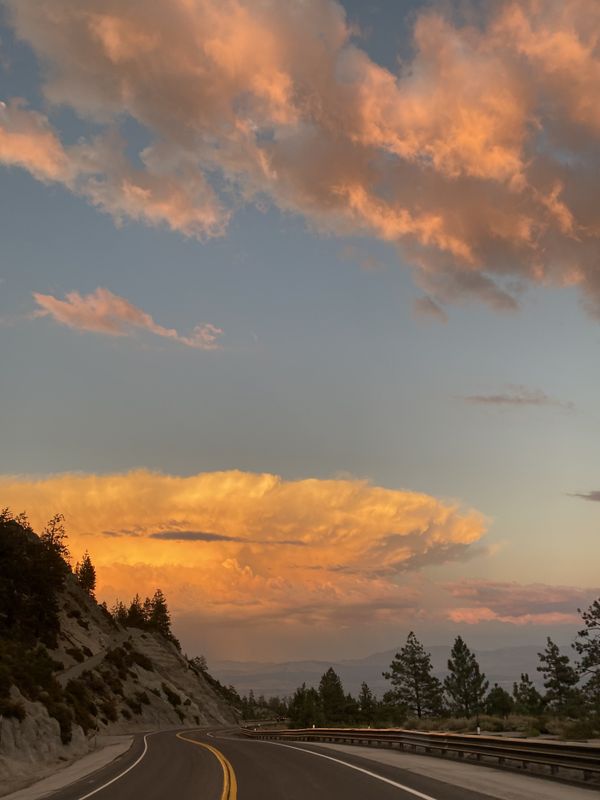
xmin=1 ymin=0 xmax=599 ymax=662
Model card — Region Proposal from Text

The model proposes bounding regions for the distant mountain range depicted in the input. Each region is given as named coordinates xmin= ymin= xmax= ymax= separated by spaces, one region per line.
xmin=211 ymin=644 xmax=550 ymax=698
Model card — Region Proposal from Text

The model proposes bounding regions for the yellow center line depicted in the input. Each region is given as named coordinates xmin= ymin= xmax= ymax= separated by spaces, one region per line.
xmin=176 ymin=731 xmax=238 ymax=800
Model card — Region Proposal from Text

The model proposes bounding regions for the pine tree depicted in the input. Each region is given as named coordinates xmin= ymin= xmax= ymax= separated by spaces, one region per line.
xmin=537 ymin=637 xmax=579 ymax=714
xmin=485 ymin=684 xmax=514 ymax=717
xmin=126 ymin=594 xmax=146 ymax=628
xmin=383 ymin=631 xmax=443 ymax=718
xmin=74 ymin=551 xmax=96 ymax=597
xmin=318 ymin=667 xmax=346 ymax=724
xmin=40 ymin=513 xmax=70 ymax=564
xmin=111 ymin=599 xmax=128 ymax=625
xmin=444 ymin=635 xmax=489 ymax=718
xmin=288 ymin=683 xmax=323 ymax=727
xmin=148 ymin=589 xmax=171 ymax=638
xmin=512 ymin=673 xmax=544 ymax=715
xmin=574 ymin=597 xmax=600 ymax=714
xmin=358 ymin=682 xmax=377 ymax=724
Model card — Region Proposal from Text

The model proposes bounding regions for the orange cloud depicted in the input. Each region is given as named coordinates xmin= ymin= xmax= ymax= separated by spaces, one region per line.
xmin=33 ymin=287 xmax=222 ymax=350
xmin=0 ymin=470 xmax=486 ymax=625
xmin=0 ymin=100 xmax=71 ymax=181
xmin=3 ymin=1 xmax=600 ymax=314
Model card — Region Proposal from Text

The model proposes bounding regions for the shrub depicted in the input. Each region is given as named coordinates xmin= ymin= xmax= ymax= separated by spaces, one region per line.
xmin=65 ymin=678 xmax=97 ymax=733
xmin=557 ymin=719 xmax=597 ymax=740
xmin=161 ymin=682 xmax=181 ymax=706
xmin=65 ymin=647 xmax=85 ymax=664
xmin=46 ymin=701 xmax=73 ymax=744
xmin=99 ymin=698 xmax=118 ymax=722
xmin=0 ymin=699 xmax=26 ymax=721
xmin=130 ymin=650 xmax=153 ymax=671
xmin=135 ymin=691 xmax=150 ymax=705
xmin=125 ymin=696 xmax=142 ymax=715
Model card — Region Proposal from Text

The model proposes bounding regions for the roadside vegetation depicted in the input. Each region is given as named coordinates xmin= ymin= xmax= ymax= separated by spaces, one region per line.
xmin=239 ymin=605 xmax=600 ymax=740
xmin=0 ymin=509 xmax=195 ymax=742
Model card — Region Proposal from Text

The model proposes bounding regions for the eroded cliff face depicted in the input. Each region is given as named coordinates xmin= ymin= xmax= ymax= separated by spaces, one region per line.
xmin=0 ymin=575 xmax=237 ymax=793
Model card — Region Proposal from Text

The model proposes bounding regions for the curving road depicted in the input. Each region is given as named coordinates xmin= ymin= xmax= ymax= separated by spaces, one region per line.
xmin=43 ymin=727 xmax=510 ymax=800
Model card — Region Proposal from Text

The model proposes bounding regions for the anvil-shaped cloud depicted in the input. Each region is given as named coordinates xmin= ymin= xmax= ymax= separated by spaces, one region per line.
xmin=0 ymin=470 xmax=485 ymax=625
xmin=2 ymin=1 xmax=600 ymax=315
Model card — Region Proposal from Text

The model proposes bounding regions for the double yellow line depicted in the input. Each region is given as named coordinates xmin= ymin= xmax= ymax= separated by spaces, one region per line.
xmin=176 ymin=732 xmax=238 ymax=800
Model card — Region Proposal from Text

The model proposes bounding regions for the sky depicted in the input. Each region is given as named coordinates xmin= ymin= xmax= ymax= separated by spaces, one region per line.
xmin=0 ymin=0 xmax=599 ymax=663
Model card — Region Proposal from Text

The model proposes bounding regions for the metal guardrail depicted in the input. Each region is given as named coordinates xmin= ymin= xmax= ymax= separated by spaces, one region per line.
xmin=241 ymin=726 xmax=600 ymax=783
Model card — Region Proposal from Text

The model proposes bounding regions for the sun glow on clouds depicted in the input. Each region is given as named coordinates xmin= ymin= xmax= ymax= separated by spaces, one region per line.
xmin=0 ymin=470 xmax=486 ymax=625
xmin=445 ymin=580 xmax=599 ymax=626
xmin=33 ymin=288 xmax=223 ymax=350
xmin=1 ymin=1 xmax=600 ymax=315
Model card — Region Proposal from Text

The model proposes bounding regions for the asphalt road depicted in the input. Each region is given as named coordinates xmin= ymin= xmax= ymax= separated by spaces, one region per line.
xmin=47 ymin=728 xmax=505 ymax=800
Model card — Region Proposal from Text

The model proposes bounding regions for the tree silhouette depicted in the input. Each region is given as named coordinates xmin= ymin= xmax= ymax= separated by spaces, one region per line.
xmin=318 ymin=667 xmax=346 ymax=724
xmin=537 ymin=637 xmax=579 ymax=714
xmin=288 ymin=683 xmax=323 ymax=727
xmin=75 ymin=551 xmax=96 ymax=597
xmin=358 ymin=681 xmax=377 ymax=724
xmin=574 ymin=597 xmax=600 ymax=714
xmin=444 ymin=635 xmax=489 ymax=717
xmin=383 ymin=631 xmax=443 ymax=718
xmin=485 ymin=684 xmax=514 ymax=717
xmin=512 ymin=672 xmax=544 ymax=715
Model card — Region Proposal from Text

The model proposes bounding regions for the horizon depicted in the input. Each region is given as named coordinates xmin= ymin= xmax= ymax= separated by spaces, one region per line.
xmin=1 ymin=0 xmax=599 ymax=665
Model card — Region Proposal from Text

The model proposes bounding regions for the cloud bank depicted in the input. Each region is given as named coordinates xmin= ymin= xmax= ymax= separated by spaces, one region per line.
xmin=0 ymin=469 xmax=485 ymax=625
xmin=462 ymin=385 xmax=572 ymax=409
xmin=446 ymin=580 xmax=598 ymax=626
xmin=1 ymin=1 xmax=600 ymax=314
xmin=33 ymin=287 xmax=222 ymax=349
xmin=570 ymin=490 xmax=600 ymax=502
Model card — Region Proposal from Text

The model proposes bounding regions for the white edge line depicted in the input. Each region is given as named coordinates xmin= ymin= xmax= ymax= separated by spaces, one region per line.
xmin=77 ymin=732 xmax=154 ymax=800
xmin=252 ymin=739 xmax=439 ymax=800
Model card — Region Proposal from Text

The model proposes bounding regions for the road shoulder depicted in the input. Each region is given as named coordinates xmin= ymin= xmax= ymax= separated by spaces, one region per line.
xmin=302 ymin=741 xmax=596 ymax=800
xmin=1 ymin=736 xmax=133 ymax=800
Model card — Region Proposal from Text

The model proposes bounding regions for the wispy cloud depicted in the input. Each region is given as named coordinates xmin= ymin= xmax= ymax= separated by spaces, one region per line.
xmin=413 ymin=295 xmax=448 ymax=324
xmin=339 ymin=245 xmax=385 ymax=273
xmin=570 ymin=490 xmax=600 ymax=502
xmin=2 ymin=2 xmax=600 ymax=315
xmin=462 ymin=385 xmax=572 ymax=409
xmin=33 ymin=287 xmax=222 ymax=350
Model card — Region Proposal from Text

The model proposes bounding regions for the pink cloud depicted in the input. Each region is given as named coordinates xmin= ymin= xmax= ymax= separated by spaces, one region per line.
xmin=445 ymin=580 xmax=598 ymax=626
xmin=2 ymin=1 xmax=600 ymax=314
xmin=33 ymin=287 xmax=222 ymax=350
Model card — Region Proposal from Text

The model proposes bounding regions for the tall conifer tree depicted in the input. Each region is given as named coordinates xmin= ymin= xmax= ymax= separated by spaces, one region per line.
xmin=383 ymin=631 xmax=443 ymax=718
xmin=537 ymin=637 xmax=579 ymax=714
xmin=444 ymin=635 xmax=489 ymax=717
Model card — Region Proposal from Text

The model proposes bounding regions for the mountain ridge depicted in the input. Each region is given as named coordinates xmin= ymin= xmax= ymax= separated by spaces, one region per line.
xmin=211 ymin=643 xmax=550 ymax=698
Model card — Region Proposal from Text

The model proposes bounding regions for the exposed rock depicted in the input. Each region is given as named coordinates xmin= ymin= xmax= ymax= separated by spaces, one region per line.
xmin=0 ymin=573 xmax=237 ymax=793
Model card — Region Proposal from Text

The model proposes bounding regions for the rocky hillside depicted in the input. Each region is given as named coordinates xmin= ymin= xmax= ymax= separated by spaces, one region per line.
xmin=0 ymin=511 xmax=238 ymax=790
